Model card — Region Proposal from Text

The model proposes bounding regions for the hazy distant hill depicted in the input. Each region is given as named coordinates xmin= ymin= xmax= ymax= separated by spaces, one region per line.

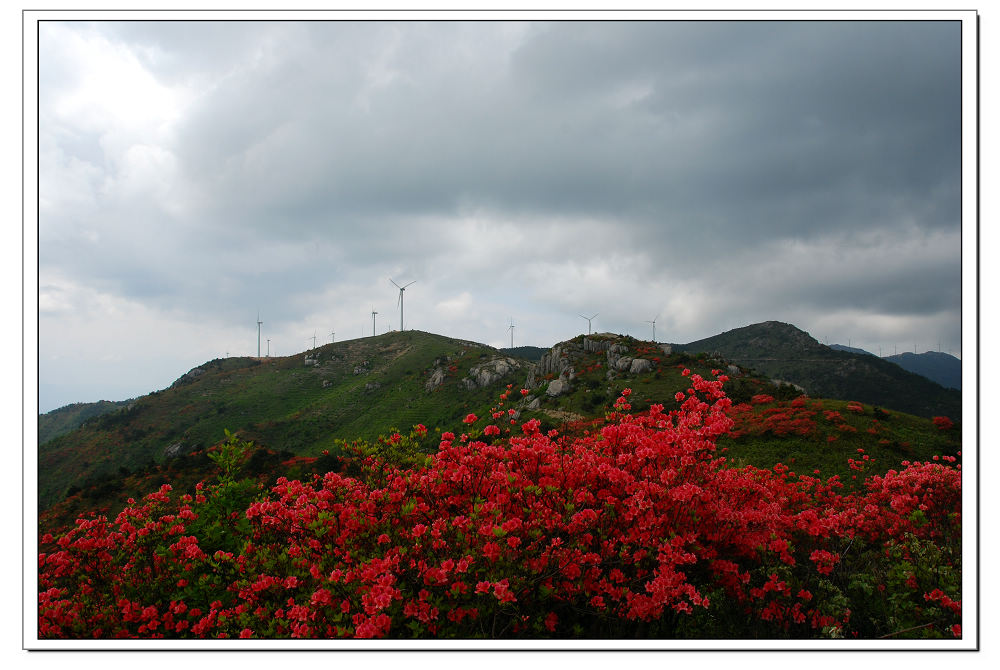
xmin=883 ymin=351 xmax=962 ymax=390
xmin=499 ymin=346 xmax=548 ymax=361
xmin=673 ymin=321 xmax=961 ymax=419
xmin=38 ymin=399 xmax=132 ymax=446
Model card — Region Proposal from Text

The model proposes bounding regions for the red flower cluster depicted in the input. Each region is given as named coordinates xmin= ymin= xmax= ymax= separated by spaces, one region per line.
xmin=933 ymin=416 xmax=955 ymax=431
xmin=37 ymin=372 xmax=962 ymax=640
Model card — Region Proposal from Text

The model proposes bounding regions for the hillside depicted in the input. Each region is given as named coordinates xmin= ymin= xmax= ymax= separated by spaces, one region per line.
xmin=37 ymin=329 xmax=963 ymax=541
xmin=884 ymin=351 xmax=962 ymax=390
xmin=38 ymin=330 xmax=531 ymax=510
xmin=673 ymin=321 xmax=961 ymax=419
xmin=829 ymin=344 xmax=876 ymax=356
xmin=38 ymin=399 xmax=132 ymax=446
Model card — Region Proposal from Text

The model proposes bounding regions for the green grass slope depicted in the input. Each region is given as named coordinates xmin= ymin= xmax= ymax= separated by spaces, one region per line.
xmin=37 ymin=330 xmax=531 ymax=511
xmin=37 ymin=331 xmax=963 ymax=538
xmin=38 ymin=399 xmax=132 ymax=446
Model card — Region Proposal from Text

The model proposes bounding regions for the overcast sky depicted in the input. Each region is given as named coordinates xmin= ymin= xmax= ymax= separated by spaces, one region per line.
xmin=36 ymin=17 xmax=967 ymax=413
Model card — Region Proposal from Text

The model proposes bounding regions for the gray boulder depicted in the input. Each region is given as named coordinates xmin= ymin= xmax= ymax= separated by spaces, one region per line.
xmin=425 ymin=367 xmax=446 ymax=391
xmin=546 ymin=377 xmax=570 ymax=397
xmin=164 ymin=441 xmax=195 ymax=459
xmin=629 ymin=358 xmax=654 ymax=374
xmin=462 ymin=357 xmax=520 ymax=389
xmin=615 ymin=356 xmax=633 ymax=372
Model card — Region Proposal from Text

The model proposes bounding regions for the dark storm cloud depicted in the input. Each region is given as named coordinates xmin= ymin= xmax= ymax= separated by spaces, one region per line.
xmin=158 ymin=21 xmax=957 ymax=251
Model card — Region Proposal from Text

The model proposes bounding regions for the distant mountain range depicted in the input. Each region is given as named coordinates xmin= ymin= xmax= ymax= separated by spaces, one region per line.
xmin=672 ymin=321 xmax=961 ymax=420
xmin=882 ymin=351 xmax=962 ymax=391
xmin=828 ymin=344 xmax=961 ymax=390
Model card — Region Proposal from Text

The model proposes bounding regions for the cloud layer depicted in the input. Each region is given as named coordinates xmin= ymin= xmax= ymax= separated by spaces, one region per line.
xmin=37 ymin=19 xmax=964 ymax=412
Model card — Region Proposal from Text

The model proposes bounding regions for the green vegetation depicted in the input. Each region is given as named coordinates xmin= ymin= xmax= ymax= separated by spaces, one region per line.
xmin=674 ymin=321 xmax=961 ymax=419
xmin=38 ymin=331 xmax=529 ymax=510
xmin=38 ymin=328 xmax=964 ymax=544
xmin=38 ymin=399 xmax=132 ymax=446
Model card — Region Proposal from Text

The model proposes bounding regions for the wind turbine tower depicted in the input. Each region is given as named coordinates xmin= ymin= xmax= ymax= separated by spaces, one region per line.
xmin=372 ymin=308 xmax=378 ymax=337
xmin=312 ymin=331 xmax=317 ymax=350
xmin=390 ymin=278 xmax=416 ymax=331
xmin=508 ymin=318 xmax=515 ymax=348
xmin=257 ymin=312 xmax=263 ymax=358
xmin=580 ymin=313 xmax=598 ymax=335
xmin=645 ymin=315 xmax=659 ymax=342
xmin=331 ymin=330 xmax=336 ymax=344
xmin=267 ymin=338 xmax=270 ymax=357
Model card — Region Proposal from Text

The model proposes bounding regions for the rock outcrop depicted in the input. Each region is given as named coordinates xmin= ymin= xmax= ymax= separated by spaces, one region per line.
xmin=546 ymin=376 xmax=570 ymax=397
xmin=629 ymin=358 xmax=654 ymax=374
xmin=425 ymin=367 xmax=446 ymax=391
xmin=461 ymin=357 xmax=521 ymax=390
xmin=164 ymin=441 xmax=196 ymax=459
xmin=171 ymin=367 xmax=205 ymax=387
xmin=536 ymin=346 xmax=574 ymax=379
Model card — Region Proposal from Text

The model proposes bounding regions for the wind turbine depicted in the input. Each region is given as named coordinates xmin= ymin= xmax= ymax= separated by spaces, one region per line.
xmin=579 ymin=313 xmax=598 ymax=335
xmin=645 ymin=315 xmax=659 ymax=342
xmin=257 ymin=312 xmax=263 ymax=358
xmin=390 ymin=278 xmax=416 ymax=331
xmin=331 ymin=330 xmax=336 ymax=344
xmin=372 ymin=308 xmax=378 ymax=337
xmin=312 ymin=331 xmax=317 ymax=350
xmin=507 ymin=318 xmax=515 ymax=348
xmin=267 ymin=338 xmax=270 ymax=357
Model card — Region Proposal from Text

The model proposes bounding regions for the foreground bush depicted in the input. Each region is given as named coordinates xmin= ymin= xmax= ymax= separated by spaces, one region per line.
xmin=38 ymin=373 xmax=961 ymax=639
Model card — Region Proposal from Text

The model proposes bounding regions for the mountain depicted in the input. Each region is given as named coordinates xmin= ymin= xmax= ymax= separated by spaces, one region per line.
xmin=37 ymin=330 xmax=533 ymax=510
xmin=883 ymin=351 xmax=962 ymax=391
xmin=37 ymin=327 xmax=963 ymax=539
xmin=499 ymin=346 xmax=548 ymax=361
xmin=38 ymin=399 xmax=133 ymax=446
xmin=673 ymin=321 xmax=961 ymax=420
xmin=829 ymin=344 xmax=876 ymax=357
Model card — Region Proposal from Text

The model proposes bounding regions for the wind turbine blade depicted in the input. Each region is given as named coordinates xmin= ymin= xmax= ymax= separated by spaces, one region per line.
xmin=404 ymin=280 xmax=416 ymax=289
xmin=390 ymin=278 xmax=401 ymax=289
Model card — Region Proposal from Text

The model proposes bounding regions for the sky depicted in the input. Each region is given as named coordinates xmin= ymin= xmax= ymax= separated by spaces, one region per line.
xmin=34 ymin=16 xmax=968 ymax=413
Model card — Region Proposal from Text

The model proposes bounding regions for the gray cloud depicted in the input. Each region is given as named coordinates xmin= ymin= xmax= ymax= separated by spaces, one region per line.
xmin=36 ymin=18 xmax=966 ymax=411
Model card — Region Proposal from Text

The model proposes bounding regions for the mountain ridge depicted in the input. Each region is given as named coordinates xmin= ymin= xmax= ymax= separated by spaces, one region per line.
xmin=672 ymin=321 xmax=961 ymax=419
xmin=883 ymin=350 xmax=962 ymax=390
xmin=37 ymin=325 xmax=964 ymax=538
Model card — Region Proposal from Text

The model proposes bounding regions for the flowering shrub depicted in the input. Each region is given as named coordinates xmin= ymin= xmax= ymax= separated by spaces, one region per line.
xmin=38 ymin=374 xmax=961 ymax=640
xmin=933 ymin=416 xmax=955 ymax=431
